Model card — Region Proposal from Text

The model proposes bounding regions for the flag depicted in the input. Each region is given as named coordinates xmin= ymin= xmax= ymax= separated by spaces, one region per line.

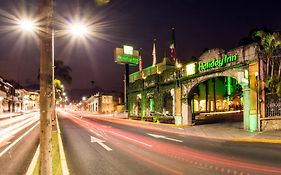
xmin=139 ymin=48 xmax=143 ymax=71
xmin=152 ymin=39 xmax=157 ymax=66
xmin=170 ymin=28 xmax=176 ymax=61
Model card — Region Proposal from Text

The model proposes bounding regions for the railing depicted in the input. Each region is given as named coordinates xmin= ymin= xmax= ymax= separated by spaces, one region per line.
xmin=266 ymin=93 xmax=281 ymax=117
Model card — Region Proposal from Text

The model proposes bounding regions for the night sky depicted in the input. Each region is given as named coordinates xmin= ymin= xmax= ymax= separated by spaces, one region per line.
xmin=0 ymin=0 xmax=281 ymax=99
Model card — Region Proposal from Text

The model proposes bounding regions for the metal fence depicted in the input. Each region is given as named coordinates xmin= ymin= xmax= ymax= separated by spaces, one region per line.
xmin=266 ymin=93 xmax=281 ymax=117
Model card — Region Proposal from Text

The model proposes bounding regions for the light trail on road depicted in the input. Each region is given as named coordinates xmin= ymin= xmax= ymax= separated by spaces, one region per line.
xmin=0 ymin=121 xmax=39 ymax=157
xmin=0 ymin=112 xmax=40 ymax=175
xmin=60 ymin=110 xmax=281 ymax=175
xmin=0 ymin=113 xmax=39 ymax=144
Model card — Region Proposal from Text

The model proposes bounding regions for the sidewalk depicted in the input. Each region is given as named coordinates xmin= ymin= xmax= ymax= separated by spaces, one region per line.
xmin=71 ymin=111 xmax=281 ymax=143
xmin=101 ymin=114 xmax=281 ymax=143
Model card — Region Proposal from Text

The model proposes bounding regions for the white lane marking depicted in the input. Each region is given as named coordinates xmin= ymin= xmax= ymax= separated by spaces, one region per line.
xmin=0 ymin=115 xmax=39 ymax=143
xmin=147 ymin=133 xmax=183 ymax=143
xmin=90 ymin=136 xmax=112 ymax=151
xmin=109 ymin=131 xmax=152 ymax=147
xmin=25 ymin=144 xmax=40 ymax=175
xmin=0 ymin=122 xmax=39 ymax=157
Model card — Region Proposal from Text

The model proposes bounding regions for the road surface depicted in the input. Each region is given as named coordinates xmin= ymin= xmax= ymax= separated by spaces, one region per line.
xmin=0 ymin=112 xmax=39 ymax=175
xmin=58 ymin=110 xmax=281 ymax=175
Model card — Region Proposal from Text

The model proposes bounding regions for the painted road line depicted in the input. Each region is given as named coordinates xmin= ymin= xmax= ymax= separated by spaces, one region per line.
xmin=0 ymin=116 xmax=39 ymax=143
xmin=26 ymin=144 xmax=40 ymax=175
xmin=90 ymin=136 xmax=112 ymax=151
xmin=109 ymin=131 xmax=152 ymax=147
xmin=232 ymin=138 xmax=281 ymax=144
xmin=0 ymin=122 xmax=39 ymax=157
xmin=147 ymin=133 xmax=183 ymax=143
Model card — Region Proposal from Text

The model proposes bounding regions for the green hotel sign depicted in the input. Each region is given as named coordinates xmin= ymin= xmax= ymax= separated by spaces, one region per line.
xmin=198 ymin=54 xmax=238 ymax=72
xmin=117 ymin=55 xmax=139 ymax=65
xmin=114 ymin=45 xmax=139 ymax=66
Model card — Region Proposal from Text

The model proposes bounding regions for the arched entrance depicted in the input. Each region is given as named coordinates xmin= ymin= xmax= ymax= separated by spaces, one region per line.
xmin=189 ymin=76 xmax=243 ymax=124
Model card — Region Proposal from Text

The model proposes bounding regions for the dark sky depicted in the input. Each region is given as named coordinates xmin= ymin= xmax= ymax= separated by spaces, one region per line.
xmin=0 ymin=0 xmax=281 ymax=98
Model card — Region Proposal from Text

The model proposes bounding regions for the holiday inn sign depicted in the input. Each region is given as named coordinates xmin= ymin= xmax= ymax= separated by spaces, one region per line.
xmin=198 ymin=54 xmax=238 ymax=72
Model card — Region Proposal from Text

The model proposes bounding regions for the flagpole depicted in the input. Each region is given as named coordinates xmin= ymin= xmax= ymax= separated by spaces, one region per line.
xmin=152 ymin=39 xmax=157 ymax=66
xmin=170 ymin=28 xmax=176 ymax=62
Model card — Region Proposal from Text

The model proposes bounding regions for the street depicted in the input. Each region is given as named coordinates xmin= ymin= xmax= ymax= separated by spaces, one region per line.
xmin=0 ymin=112 xmax=39 ymax=175
xmin=58 ymin=110 xmax=281 ymax=175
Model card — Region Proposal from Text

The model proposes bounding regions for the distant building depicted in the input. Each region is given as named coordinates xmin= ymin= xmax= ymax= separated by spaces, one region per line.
xmin=16 ymin=89 xmax=39 ymax=112
xmin=0 ymin=77 xmax=15 ymax=112
xmin=86 ymin=92 xmax=123 ymax=113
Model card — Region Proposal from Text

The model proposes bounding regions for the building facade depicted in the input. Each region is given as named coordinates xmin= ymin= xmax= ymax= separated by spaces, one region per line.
xmin=86 ymin=92 xmax=123 ymax=113
xmin=0 ymin=77 xmax=15 ymax=112
xmin=128 ymin=43 xmax=279 ymax=131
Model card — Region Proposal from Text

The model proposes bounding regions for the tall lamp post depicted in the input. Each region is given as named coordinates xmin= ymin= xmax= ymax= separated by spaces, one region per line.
xmin=38 ymin=1 xmax=53 ymax=173
xmin=17 ymin=1 xmax=90 ymax=173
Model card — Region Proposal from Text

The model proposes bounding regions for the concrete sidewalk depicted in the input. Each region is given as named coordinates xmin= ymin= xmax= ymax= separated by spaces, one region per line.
xmin=72 ymin=111 xmax=281 ymax=143
xmin=101 ymin=115 xmax=281 ymax=143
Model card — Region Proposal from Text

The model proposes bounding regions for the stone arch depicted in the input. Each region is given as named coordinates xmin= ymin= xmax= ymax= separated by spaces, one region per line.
xmin=182 ymin=68 xmax=241 ymax=98
xmin=181 ymin=67 xmax=244 ymax=125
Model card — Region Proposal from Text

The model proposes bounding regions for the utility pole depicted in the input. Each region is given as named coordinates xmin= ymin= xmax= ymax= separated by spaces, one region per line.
xmin=38 ymin=0 xmax=53 ymax=174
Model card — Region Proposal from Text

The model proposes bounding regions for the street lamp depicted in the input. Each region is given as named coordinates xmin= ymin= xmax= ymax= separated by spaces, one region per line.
xmin=67 ymin=22 xmax=89 ymax=37
xmin=15 ymin=6 xmax=91 ymax=174
xmin=18 ymin=19 xmax=36 ymax=32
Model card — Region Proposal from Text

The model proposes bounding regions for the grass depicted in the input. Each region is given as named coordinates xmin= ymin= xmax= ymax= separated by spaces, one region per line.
xmin=33 ymin=131 xmax=62 ymax=175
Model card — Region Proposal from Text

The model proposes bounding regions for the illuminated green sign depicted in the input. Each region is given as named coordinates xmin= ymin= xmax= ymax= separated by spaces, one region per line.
xmin=114 ymin=47 xmax=139 ymax=66
xmin=198 ymin=54 xmax=238 ymax=72
xmin=117 ymin=55 xmax=139 ymax=65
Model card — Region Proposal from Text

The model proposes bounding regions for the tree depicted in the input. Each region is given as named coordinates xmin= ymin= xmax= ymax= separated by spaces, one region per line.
xmin=54 ymin=79 xmax=64 ymax=99
xmin=37 ymin=59 xmax=72 ymax=84
xmin=54 ymin=60 xmax=72 ymax=84
xmin=254 ymin=30 xmax=281 ymax=96
xmin=254 ymin=31 xmax=280 ymax=78
xmin=238 ymin=27 xmax=272 ymax=46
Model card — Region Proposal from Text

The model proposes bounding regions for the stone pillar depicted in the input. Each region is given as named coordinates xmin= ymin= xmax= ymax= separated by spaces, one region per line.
xmin=175 ymin=86 xmax=182 ymax=116
xmin=141 ymin=91 xmax=146 ymax=118
xmin=248 ymin=62 xmax=259 ymax=132
xmin=243 ymin=87 xmax=250 ymax=130
xmin=174 ymin=86 xmax=182 ymax=125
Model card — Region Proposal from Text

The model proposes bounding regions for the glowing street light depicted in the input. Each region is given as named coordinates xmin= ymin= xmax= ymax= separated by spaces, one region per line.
xmin=67 ymin=23 xmax=89 ymax=37
xmin=18 ymin=19 xmax=36 ymax=32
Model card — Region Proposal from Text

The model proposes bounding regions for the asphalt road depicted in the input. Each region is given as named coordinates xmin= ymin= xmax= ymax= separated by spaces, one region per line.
xmin=58 ymin=110 xmax=281 ymax=175
xmin=0 ymin=112 xmax=39 ymax=175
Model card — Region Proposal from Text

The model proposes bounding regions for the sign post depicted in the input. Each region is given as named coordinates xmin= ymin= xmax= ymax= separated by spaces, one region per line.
xmin=114 ymin=45 xmax=139 ymax=111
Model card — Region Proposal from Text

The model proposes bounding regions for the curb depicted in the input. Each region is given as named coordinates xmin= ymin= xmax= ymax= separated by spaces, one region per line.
xmin=26 ymin=144 xmax=40 ymax=175
xmin=232 ymin=138 xmax=281 ymax=144
xmin=56 ymin=115 xmax=70 ymax=175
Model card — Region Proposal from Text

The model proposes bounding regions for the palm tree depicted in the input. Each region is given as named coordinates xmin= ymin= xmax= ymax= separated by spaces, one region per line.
xmin=254 ymin=31 xmax=280 ymax=78
xmin=238 ymin=27 xmax=271 ymax=46
xmin=254 ymin=30 xmax=281 ymax=96
xmin=54 ymin=60 xmax=72 ymax=84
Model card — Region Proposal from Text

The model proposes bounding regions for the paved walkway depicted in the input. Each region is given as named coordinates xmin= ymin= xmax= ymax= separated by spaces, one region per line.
xmin=73 ymin=111 xmax=281 ymax=143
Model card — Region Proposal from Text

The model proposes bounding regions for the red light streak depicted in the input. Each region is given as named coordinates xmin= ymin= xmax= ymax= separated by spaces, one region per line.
xmin=60 ymin=111 xmax=281 ymax=175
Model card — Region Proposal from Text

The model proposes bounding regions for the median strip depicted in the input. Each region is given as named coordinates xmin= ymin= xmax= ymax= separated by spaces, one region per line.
xmin=27 ymin=115 xmax=69 ymax=175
